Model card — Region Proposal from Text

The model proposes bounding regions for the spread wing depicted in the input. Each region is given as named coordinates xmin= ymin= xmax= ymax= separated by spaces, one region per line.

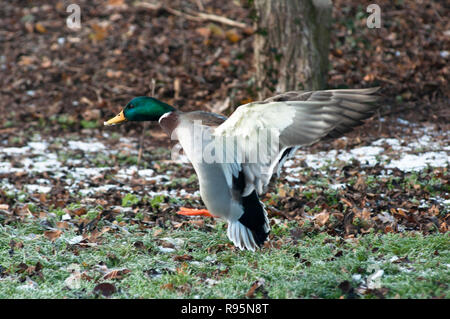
xmin=213 ymin=87 xmax=380 ymax=196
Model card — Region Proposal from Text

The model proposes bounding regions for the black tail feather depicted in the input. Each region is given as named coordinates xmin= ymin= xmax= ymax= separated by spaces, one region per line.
xmin=238 ymin=191 xmax=269 ymax=246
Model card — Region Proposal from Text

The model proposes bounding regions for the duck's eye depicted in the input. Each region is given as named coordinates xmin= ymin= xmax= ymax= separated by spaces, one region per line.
xmin=128 ymin=104 xmax=134 ymax=109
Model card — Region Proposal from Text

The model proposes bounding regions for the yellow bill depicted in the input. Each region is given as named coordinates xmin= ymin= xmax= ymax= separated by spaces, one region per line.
xmin=104 ymin=110 xmax=127 ymax=126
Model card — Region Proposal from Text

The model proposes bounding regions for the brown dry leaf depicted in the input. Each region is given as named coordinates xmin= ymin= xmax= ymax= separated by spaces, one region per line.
xmin=41 ymin=56 xmax=52 ymax=68
xmin=392 ymin=208 xmax=407 ymax=218
xmin=106 ymin=70 xmax=122 ymax=78
xmin=108 ymin=0 xmax=124 ymax=5
xmin=153 ymin=228 xmax=163 ymax=237
xmin=196 ymin=27 xmax=211 ymax=38
xmin=174 ymin=254 xmax=193 ymax=262
xmin=176 ymin=263 xmax=188 ymax=275
xmin=240 ymin=97 xmax=253 ymax=105
xmin=90 ymin=24 xmax=108 ymax=42
xmin=103 ymin=268 xmax=131 ymax=280
xmin=341 ymin=198 xmax=353 ymax=207
xmin=88 ymin=227 xmax=111 ymax=242
xmin=315 ymin=211 xmax=330 ymax=227
xmin=72 ymin=207 xmax=87 ymax=216
xmin=208 ymin=23 xmax=225 ymax=38
xmin=44 ymin=230 xmax=62 ymax=241
xmin=35 ymin=23 xmax=47 ymax=33
xmin=363 ymin=74 xmax=375 ymax=81
xmin=384 ymin=225 xmax=394 ymax=233
xmin=218 ymin=57 xmax=230 ymax=68
xmin=355 ymin=175 xmax=366 ymax=191
xmin=56 ymin=221 xmax=69 ymax=229
xmin=246 ymin=278 xmax=265 ymax=298
xmin=93 ymin=283 xmax=117 ymax=297
xmin=226 ymin=29 xmax=241 ymax=43
xmin=332 ymin=212 xmax=344 ymax=222
xmin=361 ymin=208 xmax=371 ymax=220
xmin=161 ymin=283 xmax=174 ymax=291
xmin=18 ymin=56 xmax=35 ymax=66
xmin=9 ymin=240 xmax=24 ymax=249
xmin=39 ymin=193 xmax=47 ymax=203
xmin=243 ymin=26 xmax=255 ymax=35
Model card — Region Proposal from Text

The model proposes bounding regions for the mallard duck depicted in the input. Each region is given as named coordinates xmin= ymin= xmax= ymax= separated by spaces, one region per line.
xmin=105 ymin=87 xmax=380 ymax=251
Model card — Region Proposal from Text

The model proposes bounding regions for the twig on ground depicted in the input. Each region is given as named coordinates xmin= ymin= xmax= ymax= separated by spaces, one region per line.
xmin=135 ymin=1 xmax=250 ymax=29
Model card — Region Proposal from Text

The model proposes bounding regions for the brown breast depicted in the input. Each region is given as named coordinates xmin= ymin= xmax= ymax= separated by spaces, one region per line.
xmin=158 ymin=111 xmax=179 ymax=136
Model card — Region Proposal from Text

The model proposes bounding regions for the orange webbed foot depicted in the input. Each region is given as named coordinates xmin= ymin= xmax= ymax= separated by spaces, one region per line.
xmin=176 ymin=207 xmax=216 ymax=218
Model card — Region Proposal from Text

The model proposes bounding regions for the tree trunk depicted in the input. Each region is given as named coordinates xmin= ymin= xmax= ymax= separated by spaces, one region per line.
xmin=253 ymin=0 xmax=332 ymax=99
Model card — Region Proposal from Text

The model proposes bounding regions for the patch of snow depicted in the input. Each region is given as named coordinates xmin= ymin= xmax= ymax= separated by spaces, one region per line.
xmin=2 ymin=147 xmax=30 ymax=154
xmin=285 ymin=175 xmax=301 ymax=183
xmin=28 ymin=142 xmax=48 ymax=152
xmin=30 ymin=157 xmax=62 ymax=172
xmin=367 ymin=269 xmax=384 ymax=289
xmin=68 ymin=140 xmax=105 ymax=152
xmin=158 ymin=247 xmax=175 ymax=253
xmin=296 ymin=146 xmax=385 ymax=170
xmin=137 ymin=169 xmax=155 ymax=177
xmin=67 ymin=235 xmax=84 ymax=245
xmin=65 ymin=159 xmax=83 ymax=165
xmin=25 ymin=184 xmax=52 ymax=193
xmin=330 ymin=183 xmax=346 ymax=190
xmin=352 ymin=274 xmax=362 ymax=281
xmin=386 ymin=152 xmax=449 ymax=172
xmin=389 ymin=256 xmax=399 ymax=263
xmin=397 ymin=118 xmax=409 ymax=125
xmin=72 ymin=167 xmax=109 ymax=177
xmin=372 ymin=138 xmax=405 ymax=151
xmin=79 ymin=184 xmax=117 ymax=196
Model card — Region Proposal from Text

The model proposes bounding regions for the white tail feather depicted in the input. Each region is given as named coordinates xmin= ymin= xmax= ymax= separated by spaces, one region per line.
xmin=227 ymin=221 xmax=262 ymax=251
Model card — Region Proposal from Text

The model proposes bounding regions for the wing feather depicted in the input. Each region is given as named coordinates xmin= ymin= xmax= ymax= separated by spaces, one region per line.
xmin=214 ymin=87 xmax=381 ymax=195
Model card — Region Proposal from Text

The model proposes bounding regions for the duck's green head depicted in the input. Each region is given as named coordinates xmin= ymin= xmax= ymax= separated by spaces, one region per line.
xmin=104 ymin=97 xmax=176 ymax=126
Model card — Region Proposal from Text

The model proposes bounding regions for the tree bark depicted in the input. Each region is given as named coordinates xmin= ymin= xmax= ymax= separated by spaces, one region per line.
xmin=253 ymin=0 xmax=332 ymax=99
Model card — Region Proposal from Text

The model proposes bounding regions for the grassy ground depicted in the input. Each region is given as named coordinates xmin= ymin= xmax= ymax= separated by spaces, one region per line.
xmin=0 ymin=217 xmax=448 ymax=299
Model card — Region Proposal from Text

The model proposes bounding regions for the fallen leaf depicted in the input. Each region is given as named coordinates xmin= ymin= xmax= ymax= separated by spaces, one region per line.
xmin=103 ymin=268 xmax=131 ymax=280
xmin=56 ymin=221 xmax=69 ymax=229
xmin=174 ymin=254 xmax=193 ymax=262
xmin=161 ymin=283 xmax=174 ymax=291
xmin=246 ymin=278 xmax=265 ymax=298
xmin=93 ymin=283 xmax=117 ymax=297
xmin=314 ymin=211 xmax=330 ymax=226
xmin=35 ymin=23 xmax=47 ymax=33
xmin=72 ymin=207 xmax=87 ymax=216
xmin=44 ymin=230 xmax=62 ymax=241
xmin=226 ymin=29 xmax=241 ymax=43
xmin=196 ymin=27 xmax=211 ymax=38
